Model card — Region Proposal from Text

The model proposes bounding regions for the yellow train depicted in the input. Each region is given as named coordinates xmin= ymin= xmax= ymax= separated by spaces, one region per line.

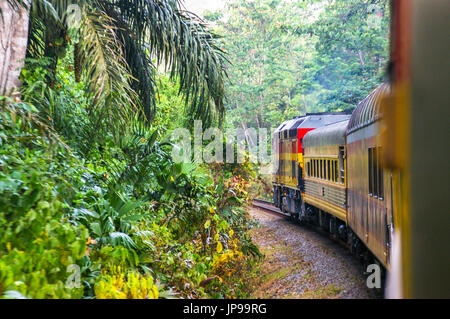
xmin=272 ymin=0 xmax=450 ymax=298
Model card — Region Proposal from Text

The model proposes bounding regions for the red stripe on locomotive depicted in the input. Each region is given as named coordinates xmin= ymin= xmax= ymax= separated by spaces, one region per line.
xmin=297 ymin=128 xmax=314 ymax=154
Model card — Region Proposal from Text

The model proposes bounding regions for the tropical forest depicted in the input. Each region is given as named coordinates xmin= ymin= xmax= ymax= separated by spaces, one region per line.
xmin=0 ymin=0 xmax=390 ymax=299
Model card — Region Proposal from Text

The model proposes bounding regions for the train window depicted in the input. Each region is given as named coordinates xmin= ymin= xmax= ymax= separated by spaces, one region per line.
xmin=331 ymin=161 xmax=334 ymax=182
xmin=313 ymin=160 xmax=316 ymax=177
xmin=320 ymin=160 xmax=323 ymax=179
xmin=318 ymin=160 xmax=320 ymax=178
xmin=314 ymin=160 xmax=318 ymax=178
xmin=334 ymin=161 xmax=338 ymax=182
xmin=312 ymin=160 xmax=314 ymax=177
xmin=316 ymin=160 xmax=319 ymax=178
xmin=339 ymin=147 xmax=345 ymax=184
xmin=373 ymin=147 xmax=378 ymax=198
xmin=307 ymin=162 xmax=310 ymax=177
xmin=314 ymin=160 xmax=316 ymax=177
xmin=317 ymin=160 xmax=319 ymax=178
xmin=331 ymin=160 xmax=335 ymax=182
xmin=368 ymin=147 xmax=384 ymax=199
xmin=315 ymin=160 xmax=318 ymax=178
xmin=378 ymin=147 xmax=384 ymax=200
xmin=327 ymin=160 xmax=331 ymax=181
xmin=316 ymin=159 xmax=318 ymax=178
xmin=316 ymin=160 xmax=318 ymax=178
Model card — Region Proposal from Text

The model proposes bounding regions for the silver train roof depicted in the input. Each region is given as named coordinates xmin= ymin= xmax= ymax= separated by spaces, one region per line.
xmin=274 ymin=112 xmax=352 ymax=135
xmin=303 ymin=119 xmax=350 ymax=148
xmin=347 ymin=82 xmax=390 ymax=135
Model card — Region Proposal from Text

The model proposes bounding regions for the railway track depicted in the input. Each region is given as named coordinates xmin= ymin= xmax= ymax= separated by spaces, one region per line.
xmin=252 ymin=198 xmax=288 ymax=216
xmin=252 ymin=198 xmax=350 ymax=250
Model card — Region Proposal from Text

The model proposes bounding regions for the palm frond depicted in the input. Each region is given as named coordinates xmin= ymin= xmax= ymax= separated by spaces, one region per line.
xmin=26 ymin=0 xmax=63 ymax=59
xmin=109 ymin=232 xmax=136 ymax=249
xmin=77 ymin=4 xmax=139 ymax=129
xmin=117 ymin=29 xmax=157 ymax=122
xmin=103 ymin=0 xmax=228 ymax=126
xmin=6 ymin=0 xmax=30 ymax=8
xmin=0 ymin=97 xmax=68 ymax=147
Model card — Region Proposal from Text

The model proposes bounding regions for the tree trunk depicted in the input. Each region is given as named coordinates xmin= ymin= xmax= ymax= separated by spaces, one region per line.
xmin=357 ymin=49 xmax=365 ymax=67
xmin=0 ymin=1 xmax=30 ymax=97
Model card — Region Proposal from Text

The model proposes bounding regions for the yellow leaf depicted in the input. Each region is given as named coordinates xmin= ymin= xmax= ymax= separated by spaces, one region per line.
xmin=216 ymin=242 xmax=223 ymax=253
xmin=229 ymin=229 xmax=234 ymax=237
xmin=152 ymin=285 xmax=159 ymax=299
xmin=170 ymin=176 xmax=174 ymax=182
xmin=204 ymin=220 xmax=211 ymax=229
xmin=214 ymin=233 xmax=220 ymax=241
xmin=209 ymin=207 xmax=215 ymax=214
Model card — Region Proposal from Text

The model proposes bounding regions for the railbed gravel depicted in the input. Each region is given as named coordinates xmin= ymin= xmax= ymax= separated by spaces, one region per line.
xmin=249 ymin=206 xmax=380 ymax=299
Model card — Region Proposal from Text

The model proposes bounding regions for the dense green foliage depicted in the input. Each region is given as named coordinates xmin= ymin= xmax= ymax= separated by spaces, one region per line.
xmin=0 ymin=54 xmax=259 ymax=298
xmin=205 ymin=0 xmax=390 ymax=130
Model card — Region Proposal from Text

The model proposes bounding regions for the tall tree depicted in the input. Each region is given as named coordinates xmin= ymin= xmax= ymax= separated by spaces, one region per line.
xmin=209 ymin=0 xmax=312 ymax=131
xmin=298 ymin=0 xmax=390 ymax=110
xmin=206 ymin=0 xmax=389 ymax=130
xmin=0 ymin=0 xmax=30 ymax=97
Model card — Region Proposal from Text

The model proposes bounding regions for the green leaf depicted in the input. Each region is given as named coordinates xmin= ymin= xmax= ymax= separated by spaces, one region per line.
xmin=109 ymin=232 xmax=136 ymax=249
xmin=90 ymin=222 xmax=101 ymax=237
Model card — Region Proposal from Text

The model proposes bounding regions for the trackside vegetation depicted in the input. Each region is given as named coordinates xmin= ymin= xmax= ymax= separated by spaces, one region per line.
xmin=0 ymin=0 xmax=260 ymax=299
xmin=0 ymin=52 xmax=262 ymax=299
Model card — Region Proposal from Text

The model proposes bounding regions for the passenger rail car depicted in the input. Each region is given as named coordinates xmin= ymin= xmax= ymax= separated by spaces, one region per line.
xmin=346 ymin=83 xmax=395 ymax=269
xmin=302 ymin=120 xmax=349 ymax=234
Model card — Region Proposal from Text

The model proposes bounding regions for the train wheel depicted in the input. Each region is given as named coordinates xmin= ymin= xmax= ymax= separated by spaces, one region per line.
xmin=281 ymin=205 xmax=289 ymax=218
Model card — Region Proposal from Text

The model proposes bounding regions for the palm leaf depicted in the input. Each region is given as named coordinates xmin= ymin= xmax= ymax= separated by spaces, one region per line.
xmin=109 ymin=231 xmax=136 ymax=249
xmin=101 ymin=0 xmax=228 ymax=125
xmin=77 ymin=4 xmax=139 ymax=129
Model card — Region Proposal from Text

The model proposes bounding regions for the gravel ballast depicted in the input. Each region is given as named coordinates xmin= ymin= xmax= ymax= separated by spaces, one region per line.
xmin=249 ymin=206 xmax=380 ymax=299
